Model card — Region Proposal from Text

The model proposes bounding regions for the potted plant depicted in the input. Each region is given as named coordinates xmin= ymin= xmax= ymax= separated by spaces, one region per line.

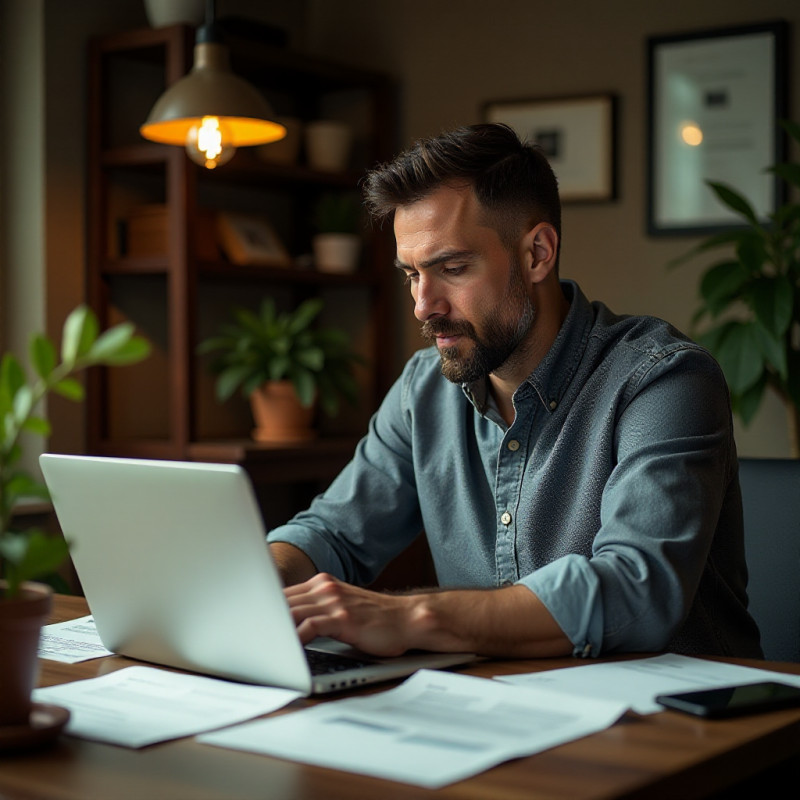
xmin=311 ymin=191 xmax=363 ymax=274
xmin=198 ymin=297 xmax=362 ymax=442
xmin=0 ymin=306 xmax=150 ymax=731
xmin=670 ymin=119 xmax=800 ymax=457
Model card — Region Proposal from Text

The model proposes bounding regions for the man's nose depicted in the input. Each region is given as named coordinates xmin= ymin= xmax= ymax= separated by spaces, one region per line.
xmin=413 ymin=274 xmax=449 ymax=322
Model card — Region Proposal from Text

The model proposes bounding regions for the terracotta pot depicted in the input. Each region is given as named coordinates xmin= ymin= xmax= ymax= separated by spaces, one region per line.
xmin=0 ymin=581 xmax=52 ymax=726
xmin=249 ymin=381 xmax=316 ymax=443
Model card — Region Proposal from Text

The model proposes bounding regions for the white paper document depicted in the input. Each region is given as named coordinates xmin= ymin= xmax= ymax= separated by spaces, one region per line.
xmin=497 ymin=653 xmax=800 ymax=715
xmin=38 ymin=615 xmax=114 ymax=663
xmin=198 ymin=669 xmax=628 ymax=789
xmin=32 ymin=666 xmax=303 ymax=748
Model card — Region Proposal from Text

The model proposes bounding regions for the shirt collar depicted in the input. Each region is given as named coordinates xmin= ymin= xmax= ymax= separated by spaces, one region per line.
xmin=462 ymin=279 xmax=594 ymax=415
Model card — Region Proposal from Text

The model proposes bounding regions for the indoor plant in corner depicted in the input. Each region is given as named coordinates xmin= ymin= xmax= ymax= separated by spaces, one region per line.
xmin=670 ymin=119 xmax=800 ymax=457
xmin=198 ymin=297 xmax=362 ymax=443
xmin=0 ymin=306 xmax=149 ymax=736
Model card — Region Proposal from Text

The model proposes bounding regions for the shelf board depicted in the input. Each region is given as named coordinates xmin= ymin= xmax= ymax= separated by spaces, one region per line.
xmin=101 ymin=144 xmax=171 ymax=167
xmin=102 ymin=256 xmax=169 ymax=275
xmin=101 ymin=257 xmax=377 ymax=285
xmin=187 ymin=436 xmax=360 ymax=484
xmin=99 ymin=145 xmax=362 ymax=188
xmin=197 ymin=261 xmax=377 ymax=286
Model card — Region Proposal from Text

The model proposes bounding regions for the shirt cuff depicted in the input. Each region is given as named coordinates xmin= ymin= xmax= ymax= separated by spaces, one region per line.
xmin=517 ymin=555 xmax=604 ymax=658
xmin=267 ymin=524 xmax=345 ymax=578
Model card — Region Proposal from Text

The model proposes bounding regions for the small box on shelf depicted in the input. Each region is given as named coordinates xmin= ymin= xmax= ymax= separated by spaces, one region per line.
xmin=120 ymin=205 xmax=220 ymax=260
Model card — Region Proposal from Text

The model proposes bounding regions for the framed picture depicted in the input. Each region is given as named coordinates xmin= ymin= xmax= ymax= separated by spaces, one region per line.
xmin=646 ymin=21 xmax=788 ymax=235
xmin=216 ymin=212 xmax=291 ymax=267
xmin=484 ymin=94 xmax=616 ymax=202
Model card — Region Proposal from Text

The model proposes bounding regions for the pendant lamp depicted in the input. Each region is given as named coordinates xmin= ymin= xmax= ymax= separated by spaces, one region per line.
xmin=139 ymin=0 xmax=285 ymax=169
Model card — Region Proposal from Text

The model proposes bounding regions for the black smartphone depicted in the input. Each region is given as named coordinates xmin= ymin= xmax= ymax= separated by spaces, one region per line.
xmin=656 ymin=681 xmax=800 ymax=718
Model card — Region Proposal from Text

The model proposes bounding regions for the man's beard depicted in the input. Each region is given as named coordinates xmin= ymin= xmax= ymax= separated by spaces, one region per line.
xmin=421 ymin=260 xmax=535 ymax=384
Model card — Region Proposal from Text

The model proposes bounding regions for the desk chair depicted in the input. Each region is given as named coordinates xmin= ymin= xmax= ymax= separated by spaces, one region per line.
xmin=738 ymin=457 xmax=800 ymax=662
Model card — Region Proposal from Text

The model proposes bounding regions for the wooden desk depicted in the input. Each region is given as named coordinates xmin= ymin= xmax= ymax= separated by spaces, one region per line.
xmin=3 ymin=595 xmax=800 ymax=800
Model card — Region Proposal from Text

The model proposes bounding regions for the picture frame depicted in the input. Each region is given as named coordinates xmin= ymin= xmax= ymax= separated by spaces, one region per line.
xmin=216 ymin=212 xmax=291 ymax=267
xmin=484 ymin=94 xmax=616 ymax=202
xmin=646 ymin=20 xmax=788 ymax=236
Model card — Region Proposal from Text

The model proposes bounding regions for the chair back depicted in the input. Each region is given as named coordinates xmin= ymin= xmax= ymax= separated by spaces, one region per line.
xmin=738 ymin=457 xmax=800 ymax=662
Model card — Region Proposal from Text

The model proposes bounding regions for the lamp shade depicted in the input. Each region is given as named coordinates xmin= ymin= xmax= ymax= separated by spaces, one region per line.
xmin=140 ymin=41 xmax=285 ymax=147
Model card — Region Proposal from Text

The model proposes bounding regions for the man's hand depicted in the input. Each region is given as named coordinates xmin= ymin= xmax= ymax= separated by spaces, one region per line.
xmin=284 ymin=573 xmax=418 ymax=657
xmin=283 ymin=573 xmax=573 ymax=658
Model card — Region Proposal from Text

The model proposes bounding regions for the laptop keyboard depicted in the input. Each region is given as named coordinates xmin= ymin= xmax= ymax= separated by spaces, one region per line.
xmin=305 ymin=647 xmax=375 ymax=675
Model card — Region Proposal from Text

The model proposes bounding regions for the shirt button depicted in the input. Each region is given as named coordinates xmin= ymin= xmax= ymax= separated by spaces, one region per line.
xmin=549 ymin=400 xmax=558 ymax=410
xmin=507 ymin=439 xmax=520 ymax=451
xmin=501 ymin=511 xmax=512 ymax=525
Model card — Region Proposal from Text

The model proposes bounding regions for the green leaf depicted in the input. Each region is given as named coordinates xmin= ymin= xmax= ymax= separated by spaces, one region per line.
xmin=13 ymin=385 xmax=34 ymax=424
xmin=4 ymin=472 xmax=49 ymax=504
xmin=666 ymin=229 xmax=750 ymax=269
xmin=96 ymin=337 xmax=151 ymax=365
xmin=751 ymin=321 xmax=787 ymax=380
xmin=290 ymin=366 xmax=316 ymax=407
xmin=735 ymin=374 xmax=767 ymax=426
xmin=286 ymin=299 xmax=323 ymax=336
xmin=268 ymin=354 xmax=291 ymax=381
xmin=30 ymin=334 xmax=56 ymax=379
xmin=87 ymin=323 xmax=134 ymax=361
xmin=707 ymin=181 xmax=760 ymax=227
xmin=61 ymin=305 xmax=99 ymax=364
xmin=748 ymin=276 xmax=794 ymax=337
xmin=699 ymin=261 xmax=750 ymax=315
xmin=295 ymin=346 xmax=325 ymax=372
xmin=52 ymin=377 xmax=84 ymax=401
xmin=734 ymin=233 xmax=767 ymax=273
xmin=21 ymin=415 xmax=51 ymax=437
xmin=714 ymin=322 xmax=764 ymax=394
xmin=0 ymin=353 xmax=25 ymax=415
xmin=769 ymin=163 xmax=800 ymax=191
xmin=0 ymin=530 xmax=69 ymax=595
xmin=215 ymin=364 xmax=253 ymax=402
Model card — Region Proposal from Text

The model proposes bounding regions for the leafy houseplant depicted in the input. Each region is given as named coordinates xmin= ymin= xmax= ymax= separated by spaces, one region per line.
xmin=0 ymin=305 xmax=150 ymax=727
xmin=671 ymin=120 xmax=800 ymax=457
xmin=198 ymin=297 xmax=362 ymax=441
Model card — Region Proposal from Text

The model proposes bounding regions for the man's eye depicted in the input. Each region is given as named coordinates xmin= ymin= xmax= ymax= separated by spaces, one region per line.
xmin=403 ymin=272 xmax=419 ymax=285
xmin=443 ymin=265 xmax=466 ymax=277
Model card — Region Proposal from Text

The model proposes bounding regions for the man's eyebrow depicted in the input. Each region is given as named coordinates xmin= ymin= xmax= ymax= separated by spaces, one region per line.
xmin=394 ymin=250 xmax=476 ymax=271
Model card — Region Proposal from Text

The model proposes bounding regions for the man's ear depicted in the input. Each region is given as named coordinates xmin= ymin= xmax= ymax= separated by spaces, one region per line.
xmin=521 ymin=222 xmax=559 ymax=284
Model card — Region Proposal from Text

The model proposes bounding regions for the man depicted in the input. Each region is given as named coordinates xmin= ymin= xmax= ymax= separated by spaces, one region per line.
xmin=268 ymin=123 xmax=762 ymax=661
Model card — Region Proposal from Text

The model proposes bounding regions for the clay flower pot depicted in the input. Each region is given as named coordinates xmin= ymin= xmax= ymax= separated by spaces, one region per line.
xmin=0 ymin=581 xmax=52 ymax=726
xmin=249 ymin=381 xmax=316 ymax=443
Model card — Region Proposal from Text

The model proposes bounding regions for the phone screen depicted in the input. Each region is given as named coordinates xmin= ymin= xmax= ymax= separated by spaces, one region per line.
xmin=656 ymin=681 xmax=800 ymax=718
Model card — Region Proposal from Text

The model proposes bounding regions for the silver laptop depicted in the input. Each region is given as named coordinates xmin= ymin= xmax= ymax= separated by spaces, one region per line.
xmin=39 ymin=453 xmax=475 ymax=695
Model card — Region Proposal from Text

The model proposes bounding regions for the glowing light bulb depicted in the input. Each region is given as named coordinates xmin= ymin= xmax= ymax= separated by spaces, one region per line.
xmin=185 ymin=116 xmax=236 ymax=169
xmin=680 ymin=123 xmax=704 ymax=147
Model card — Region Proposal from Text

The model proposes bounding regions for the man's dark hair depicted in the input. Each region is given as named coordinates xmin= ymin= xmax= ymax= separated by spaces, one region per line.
xmin=362 ymin=123 xmax=561 ymax=256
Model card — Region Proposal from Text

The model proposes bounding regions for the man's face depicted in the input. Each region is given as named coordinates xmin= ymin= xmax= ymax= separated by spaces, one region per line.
xmin=394 ymin=185 xmax=534 ymax=384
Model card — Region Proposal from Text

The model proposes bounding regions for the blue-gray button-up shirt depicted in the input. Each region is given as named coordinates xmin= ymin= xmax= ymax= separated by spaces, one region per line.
xmin=268 ymin=281 xmax=762 ymax=659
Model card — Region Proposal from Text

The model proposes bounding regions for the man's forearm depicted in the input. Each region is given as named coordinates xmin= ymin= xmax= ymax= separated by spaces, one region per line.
xmin=269 ymin=541 xmax=317 ymax=585
xmin=404 ymin=584 xmax=573 ymax=658
xmin=285 ymin=573 xmax=573 ymax=658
